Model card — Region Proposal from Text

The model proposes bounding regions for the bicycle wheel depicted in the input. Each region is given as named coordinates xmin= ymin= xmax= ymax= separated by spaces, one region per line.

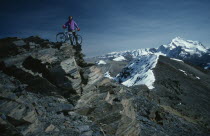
xmin=56 ymin=32 xmax=66 ymax=43
xmin=73 ymin=35 xmax=82 ymax=45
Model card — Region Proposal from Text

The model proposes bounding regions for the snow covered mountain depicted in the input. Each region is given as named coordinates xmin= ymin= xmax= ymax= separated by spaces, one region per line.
xmin=99 ymin=48 xmax=156 ymax=60
xmin=98 ymin=37 xmax=210 ymax=68
xmin=115 ymin=54 xmax=159 ymax=89
xmin=93 ymin=37 xmax=210 ymax=89
xmin=89 ymin=37 xmax=210 ymax=89
xmin=157 ymin=37 xmax=208 ymax=58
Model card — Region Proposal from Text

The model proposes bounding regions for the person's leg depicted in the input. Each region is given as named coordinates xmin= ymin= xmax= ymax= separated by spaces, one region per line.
xmin=68 ymin=30 xmax=73 ymax=45
xmin=73 ymin=32 xmax=78 ymax=45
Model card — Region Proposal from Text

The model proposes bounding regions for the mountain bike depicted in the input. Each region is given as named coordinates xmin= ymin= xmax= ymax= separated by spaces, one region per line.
xmin=56 ymin=29 xmax=82 ymax=45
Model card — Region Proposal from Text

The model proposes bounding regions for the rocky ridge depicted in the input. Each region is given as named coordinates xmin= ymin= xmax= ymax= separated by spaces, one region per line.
xmin=0 ymin=36 xmax=210 ymax=136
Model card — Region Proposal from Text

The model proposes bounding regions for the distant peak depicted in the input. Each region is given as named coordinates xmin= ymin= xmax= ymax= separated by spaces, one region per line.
xmin=174 ymin=36 xmax=183 ymax=40
xmin=171 ymin=37 xmax=202 ymax=45
xmin=172 ymin=36 xmax=185 ymax=42
xmin=163 ymin=37 xmax=208 ymax=55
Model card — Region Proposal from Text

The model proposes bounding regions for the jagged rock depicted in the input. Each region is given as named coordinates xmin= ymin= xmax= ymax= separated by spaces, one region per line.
xmin=0 ymin=71 xmax=103 ymax=136
xmin=81 ymin=130 xmax=93 ymax=136
xmin=82 ymin=66 xmax=104 ymax=92
xmin=0 ymin=37 xmax=86 ymax=96
xmin=0 ymin=37 xmax=19 ymax=58
xmin=75 ymin=76 xmax=210 ymax=136
xmin=29 ymin=42 xmax=40 ymax=49
xmin=45 ymin=124 xmax=56 ymax=132
xmin=0 ymin=118 xmax=23 ymax=136
xmin=0 ymin=36 xmax=104 ymax=136
xmin=77 ymin=125 xmax=90 ymax=132
xmin=35 ymin=48 xmax=59 ymax=64
xmin=13 ymin=40 xmax=26 ymax=47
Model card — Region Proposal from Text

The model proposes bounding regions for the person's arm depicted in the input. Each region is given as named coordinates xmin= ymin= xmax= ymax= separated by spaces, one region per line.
xmin=63 ymin=21 xmax=69 ymax=28
xmin=74 ymin=21 xmax=79 ymax=29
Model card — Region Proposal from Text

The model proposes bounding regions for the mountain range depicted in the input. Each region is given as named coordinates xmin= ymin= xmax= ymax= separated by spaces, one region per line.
xmin=90 ymin=37 xmax=210 ymax=89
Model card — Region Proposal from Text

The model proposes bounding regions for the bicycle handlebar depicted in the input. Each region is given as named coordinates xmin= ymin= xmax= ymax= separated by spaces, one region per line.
xmin=63 ymin=28 xmax=80 ymax=32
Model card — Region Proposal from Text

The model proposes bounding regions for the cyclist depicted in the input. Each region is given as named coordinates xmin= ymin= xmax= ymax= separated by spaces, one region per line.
xmin=63 ymin=16 xmax=80 ymax=45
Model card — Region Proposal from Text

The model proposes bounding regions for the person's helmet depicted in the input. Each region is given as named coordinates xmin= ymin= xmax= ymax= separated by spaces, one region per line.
xmin=69 ymin=16 xmax=73 ymax=20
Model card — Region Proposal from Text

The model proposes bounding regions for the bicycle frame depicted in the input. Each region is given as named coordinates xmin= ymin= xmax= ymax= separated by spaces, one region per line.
xmin=57 ymin=29 xmax=82 ymax=44
xmin=63 ymin=29 xmax=79 ymax=36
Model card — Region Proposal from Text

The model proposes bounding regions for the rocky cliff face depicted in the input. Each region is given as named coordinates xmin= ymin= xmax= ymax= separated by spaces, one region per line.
xmin=0 ymin=36 xmax=210 ymax=136
xmin=0 ymin=36 xmax=102 ymax=136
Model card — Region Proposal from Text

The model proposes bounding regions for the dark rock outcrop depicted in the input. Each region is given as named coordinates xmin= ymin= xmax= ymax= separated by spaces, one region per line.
xmin=0 ymin=36 xmax=104 ymax=135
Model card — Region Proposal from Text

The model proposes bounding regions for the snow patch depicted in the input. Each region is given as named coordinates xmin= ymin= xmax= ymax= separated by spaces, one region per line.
xmin=204 ymin=63 xmax=210 ymax=69
xmin=179 ymin=69 xmax=187 ymax=76
xmin=113 ymin=56 xmax=126 ymax=61
xmin=104 ymin=71 xmax=114 ymax=80
xmin=196 ymin=76 xmax=200 ymax=80
xmin=97 ymin=60 xmax=106 ymax=65
xmin=170 ymin=58 xmax=184 ymax=62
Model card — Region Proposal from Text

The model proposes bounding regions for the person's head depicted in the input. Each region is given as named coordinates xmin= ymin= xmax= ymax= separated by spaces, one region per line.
xmin=69 ymin=16 xmax=73 ymax=20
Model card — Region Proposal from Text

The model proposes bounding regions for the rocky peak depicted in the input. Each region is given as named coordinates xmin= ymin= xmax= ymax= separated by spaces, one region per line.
xmin=0 ymin=36 xmax=106 ymax=135
xmin=0 ymin=36 xmax=88 ymax=97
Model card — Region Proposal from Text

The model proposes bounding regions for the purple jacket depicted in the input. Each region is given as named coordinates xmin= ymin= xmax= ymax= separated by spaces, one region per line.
xmin=64 ymin=20 xmax=79 ymax=31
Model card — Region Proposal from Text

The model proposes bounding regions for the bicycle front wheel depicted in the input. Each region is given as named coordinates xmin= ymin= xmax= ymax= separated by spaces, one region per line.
xmin=56 ymin=33 xmax=66 ymax=43
xmin=73 ymin=35 xmax=82 ymax=45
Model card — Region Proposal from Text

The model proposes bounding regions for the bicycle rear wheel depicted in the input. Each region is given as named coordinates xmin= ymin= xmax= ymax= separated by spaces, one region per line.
xmin=73 ymin=35 xmax=82 ymax=45
xmin=56 ymin=33 xmax=66 ymax=43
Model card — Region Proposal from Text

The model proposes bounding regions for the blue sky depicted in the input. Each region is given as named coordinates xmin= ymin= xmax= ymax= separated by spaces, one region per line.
xmin=0 ymin=0 xmax=210 ymax=57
